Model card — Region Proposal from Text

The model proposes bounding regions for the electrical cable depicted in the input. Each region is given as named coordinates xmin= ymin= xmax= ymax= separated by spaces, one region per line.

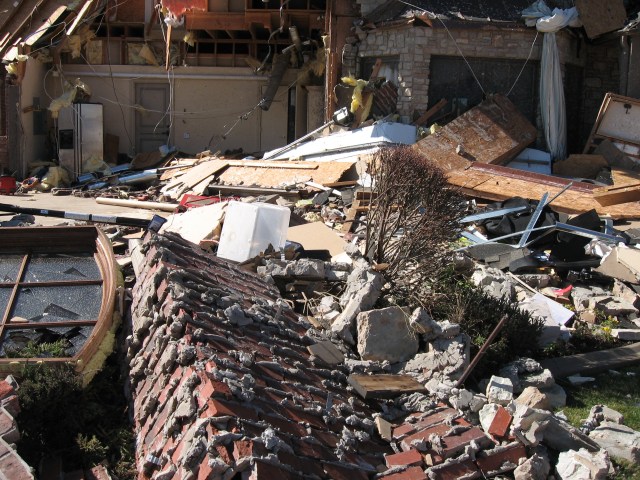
xmin=104 ymin=9 xmax=135 ymax=153
xmin=506 ymin=31 xmax=539 ymax=97
xmin=395 ymin=0 xmax=487 ymax=96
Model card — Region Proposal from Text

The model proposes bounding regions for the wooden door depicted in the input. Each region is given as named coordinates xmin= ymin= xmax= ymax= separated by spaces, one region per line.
xmin=135 ymin=83 xmax=171 ymax=154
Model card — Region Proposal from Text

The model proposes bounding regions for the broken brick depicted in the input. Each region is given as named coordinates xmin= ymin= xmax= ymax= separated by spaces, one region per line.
xmin=385 ymin=448 xmax=424 ymax=468
xmin=487 ymin=406 xmax=513 ymax=438
xmin=428 ymin=458 xmax=481 ymax=480
xmin=379 ymin=465 xmax=427 ymax=480
xmin=476 ymin=442 xmax=527 ymax=475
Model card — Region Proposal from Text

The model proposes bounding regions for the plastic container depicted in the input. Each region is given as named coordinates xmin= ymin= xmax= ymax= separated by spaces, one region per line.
xmin=217 ymin=201 xmax=290 ymax=262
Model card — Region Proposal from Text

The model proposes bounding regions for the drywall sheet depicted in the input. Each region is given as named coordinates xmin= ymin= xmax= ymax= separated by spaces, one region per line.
xmin=575 ymin=0 xmax=627 ymax=39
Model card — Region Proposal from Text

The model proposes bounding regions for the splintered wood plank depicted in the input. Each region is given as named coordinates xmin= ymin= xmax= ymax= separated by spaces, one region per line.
xmin=594 ymin=183 xmax=640 ymax=207
xmin=341 ymin=199 xmax=361 ymax=233
xmin=164 ymin=159 xmax=229 ymax=191
xmin=575 ymin=0 xmax=627 ymax=39
xmin=217 ymin=161 xmax=357 ymax=188
xmin=413 ymin=94 xmax=536 ymax=173
xmin=612 ymin=168 xmax=640 ymax=187
xmin=348 ymin=374 xmax=427 ymax=399
xmin=446 ymin=167 xmax=640 ymax=219
xmin=307 ymin=341 xmax=345 ymax=366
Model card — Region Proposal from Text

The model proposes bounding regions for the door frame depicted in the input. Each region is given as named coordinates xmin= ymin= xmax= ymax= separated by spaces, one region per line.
xmin=133 ymin=81 xmax=173 ymax=155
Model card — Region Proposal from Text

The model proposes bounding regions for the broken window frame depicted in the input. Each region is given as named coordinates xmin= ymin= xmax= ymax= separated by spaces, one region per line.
xmin=0 ymin=226 xmax=117 ymax=372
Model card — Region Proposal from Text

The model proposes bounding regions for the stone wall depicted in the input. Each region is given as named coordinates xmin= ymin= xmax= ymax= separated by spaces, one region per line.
xmin=581 ymin=38 xmax=621 ymax=146
xmin=345 ymin=25 xmax=584 ymax=126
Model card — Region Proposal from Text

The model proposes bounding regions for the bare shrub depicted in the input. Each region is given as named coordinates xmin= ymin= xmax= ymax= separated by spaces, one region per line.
xmin=364 ymin=146 xmax=465 ymax=305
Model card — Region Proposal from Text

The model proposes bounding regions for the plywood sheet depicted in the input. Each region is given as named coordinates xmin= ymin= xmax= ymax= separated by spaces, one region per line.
xmin=575 ymin=0 xmax=627 ymax=39
xmin=447 ymin=167 xmax=640 ymax=219
xmin=217 ymin=161 xmax=357 ymax=188
xmin=413 ymin=94 xmax=536 ymax=173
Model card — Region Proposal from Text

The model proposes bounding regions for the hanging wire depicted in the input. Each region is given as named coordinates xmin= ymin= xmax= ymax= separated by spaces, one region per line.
xmin=506 ymin=31 xmax=539 ymax=97
xmin=395 ymin=0 xmax=487 ymax=96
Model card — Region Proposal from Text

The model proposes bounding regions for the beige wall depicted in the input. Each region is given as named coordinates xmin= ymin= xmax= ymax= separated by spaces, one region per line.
xmin=21 ymin=59 xmax=49 ymax=168
xmin=45 ymin=65 xmax=297 ymax=159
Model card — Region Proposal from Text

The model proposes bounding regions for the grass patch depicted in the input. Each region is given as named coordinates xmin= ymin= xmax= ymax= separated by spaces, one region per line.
xmin=559 ymin=365 xmax=640 ymax=430
xmin=559 ymin=366 xmax=640 ymax=479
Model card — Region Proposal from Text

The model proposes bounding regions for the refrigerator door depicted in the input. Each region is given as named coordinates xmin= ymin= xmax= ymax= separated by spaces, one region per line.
xmin=57 ymin=103 xmax=104 ymax=179
xmin=78 ymin=103 xmax=104 ymax=173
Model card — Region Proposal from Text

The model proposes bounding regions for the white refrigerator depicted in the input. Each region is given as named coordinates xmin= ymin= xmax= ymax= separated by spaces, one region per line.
xmin=57 ymin=103 xmax=104 ymax=180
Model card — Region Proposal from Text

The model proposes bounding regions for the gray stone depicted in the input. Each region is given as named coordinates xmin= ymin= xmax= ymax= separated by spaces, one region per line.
xmin=437 ymin=320 xmax=460 ymax=338
xmin=224 ymin=304 xmax=252 ymax=326
xmin=291 ymin=259 xmax=325 ymax=278
xmin=571 ymin=286 xmax=608 ymax=312
xmin=486 ymin=375 xmax=514 ymax=406
xmin=356 ymin=306 xmax=418 ymax=363
xmin=611 ymin=328 xmax=640 ymax=341
xmin=471 ymin=266 xmax=516 ymax=301
xmin=543 ymin=417 xmax=600 ymax=453
xmin=589 ymin=422 xmax=640 ymax=462
xmin=469 ymin=394 xmax=488 ymax=413
xmin=590 ymin=296 xmax=638 ymax=317
xmin=521 ymin=369 xmax=555 ymax=390
xmin=408 ymin=307 xmax=441 ymax=336
xmin=424 ymin=375 xmax=456 ymax=400
xmin=612 ymin=279 xmax=640 ymax=309
xmin=406 ymin=334 xmax=470 ymax=380
xmin=510 ymin=403 xmax=551 ymax=432
xmin=556 ymin=448 xmax=610 ymax=480
xmin=588 ymin=405 xmax=624 ymax=425
xmin=316 ymin=296 xmax=339 ymax=315
xmin=331 ymin=264 xmax=384 ymax=344
xmin=543 ymin=383 xmax=567 ymax=409
xmin=514 ymin=453 xmax=550 ymax=480
xmin=449 ymin=388 xmax=474 ymax=410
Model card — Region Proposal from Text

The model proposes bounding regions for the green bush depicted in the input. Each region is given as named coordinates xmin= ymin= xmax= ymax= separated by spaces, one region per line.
xmin=429 ymin=277 xmax=544 ymax=383
xmin=16 ymin=359 xmax=135 ymax=477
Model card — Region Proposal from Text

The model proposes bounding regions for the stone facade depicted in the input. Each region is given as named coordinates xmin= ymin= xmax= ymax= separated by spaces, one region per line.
xmin=345 ymin=25 xmax=584 ymax=126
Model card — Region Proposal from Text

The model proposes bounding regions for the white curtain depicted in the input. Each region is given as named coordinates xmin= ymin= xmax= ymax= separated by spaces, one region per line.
xmin=523 ymin=1 xmax=581 ymax=161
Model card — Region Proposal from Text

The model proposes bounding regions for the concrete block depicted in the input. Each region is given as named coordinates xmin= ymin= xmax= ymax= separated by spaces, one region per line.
xmin=556 ymin=448 xmax=610 ymax=480
xmin=589 ymin=421 xmax=640 ymax=462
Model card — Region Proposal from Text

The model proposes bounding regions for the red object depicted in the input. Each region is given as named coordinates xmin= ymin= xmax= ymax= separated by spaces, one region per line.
xmin=0 ymin=176 xmax=16 ymax=195
xmin=488 ymin=406 xmax=513 ymax=438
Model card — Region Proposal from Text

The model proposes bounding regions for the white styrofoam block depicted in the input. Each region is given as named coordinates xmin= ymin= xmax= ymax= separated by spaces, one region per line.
xmin=217 ymin=202 xmax=290 ymax=262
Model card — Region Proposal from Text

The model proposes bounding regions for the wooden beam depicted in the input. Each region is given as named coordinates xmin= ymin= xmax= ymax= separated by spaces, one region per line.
xmin=594 ymin=182 xmax=640 ymax=207
xmin=348 ymin=374 xmax=427 ymax=399
xmin=413 ymin=98 xmax=448 ymax=126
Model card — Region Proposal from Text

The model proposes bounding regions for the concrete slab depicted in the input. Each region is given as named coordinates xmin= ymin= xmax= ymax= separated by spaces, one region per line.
xmin=541 ymin=342 xmax=640 ymax=378
xmin=0 ymin=192 xmax=165 ymax=226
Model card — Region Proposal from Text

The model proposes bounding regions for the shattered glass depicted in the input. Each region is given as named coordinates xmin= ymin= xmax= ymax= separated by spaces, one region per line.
xmin=0 ymin=255 xmax=23 ymax=283
xmin=0 ymin=288 xmax=11 ymax=316
xmin=11 ymin=285 xmax=102 ymax=322
xmin=0 ymin=325 xmax=92 ymax=357
xmin=23 ymin=253 xmax=101 ymax=282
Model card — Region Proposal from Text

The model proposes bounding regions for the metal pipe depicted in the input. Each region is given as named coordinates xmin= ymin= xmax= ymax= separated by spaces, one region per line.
xmin=0 ymin=202 xmax=153 ymax=228
xmin=455 ymin=314 xmax=509 ymax=388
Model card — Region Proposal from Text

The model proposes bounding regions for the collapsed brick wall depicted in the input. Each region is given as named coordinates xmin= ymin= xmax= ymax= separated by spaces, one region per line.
xmin=127 ymin=233 xmax=392 ymax=479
